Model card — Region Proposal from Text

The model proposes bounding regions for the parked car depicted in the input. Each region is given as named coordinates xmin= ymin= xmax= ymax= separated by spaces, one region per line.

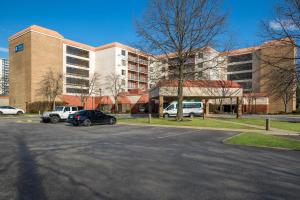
xmin=67 ymin=110 xmax=117 ymax=126
xmin=163 ymin=101 xmax=203 ymax=118
xmin=41 ymin=106 xmax=83 ymax=123
xmin=0 ymin=106 xmax=25 ymax=115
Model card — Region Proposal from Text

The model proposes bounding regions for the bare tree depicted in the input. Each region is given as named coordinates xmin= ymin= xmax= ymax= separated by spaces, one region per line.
xmin=37 ymin=68 xmax=63 ymax=110
xmin=136 ymin=0 xmax=227 ymax=120
xmin=266 ymin=68 xmax=297 ymax=113
xmin=74 ymin=72 xmax=101 ymax=108
xmin=105 ymin=73 xmax=124 ymax=113
xmin=260 ymin=0 xmax=299 ymax=112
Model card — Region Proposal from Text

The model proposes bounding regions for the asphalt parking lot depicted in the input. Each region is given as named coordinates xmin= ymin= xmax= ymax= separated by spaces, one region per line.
xmin=0 ymin=119 xmax=299 ymax=200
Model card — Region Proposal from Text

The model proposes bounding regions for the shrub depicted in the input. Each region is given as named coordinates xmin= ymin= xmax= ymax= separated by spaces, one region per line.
xmin=27 ymin=101 xmax=67 ymax=113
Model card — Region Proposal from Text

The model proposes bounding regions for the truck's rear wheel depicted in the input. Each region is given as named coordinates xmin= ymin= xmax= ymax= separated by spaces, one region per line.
xmin=189 ymin=113 xmax=195 ymax=118
xmin=163 ymin=113 xmax=169 ymax=118
xmin=50 ymin=116 xmax=60 ymax=124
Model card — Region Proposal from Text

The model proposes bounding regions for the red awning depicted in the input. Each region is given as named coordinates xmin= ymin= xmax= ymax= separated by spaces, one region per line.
xmin=117 ymin=96 xmax=131 ymax=104
xmin=137 ymin=93 xmax=149 ymax=104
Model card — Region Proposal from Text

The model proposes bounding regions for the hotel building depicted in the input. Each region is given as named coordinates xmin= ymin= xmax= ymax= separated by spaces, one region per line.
xmin=8 ymin=25 xmax=149 ymax=110
xmin=8 ymin=25 xmax=296 ymax=113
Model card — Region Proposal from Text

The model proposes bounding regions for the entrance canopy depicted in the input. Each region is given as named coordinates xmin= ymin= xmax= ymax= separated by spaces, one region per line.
xmin=149 ymin=80 xmax=243 ymax=99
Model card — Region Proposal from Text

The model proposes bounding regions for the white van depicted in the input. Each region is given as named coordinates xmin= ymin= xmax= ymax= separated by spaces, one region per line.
xmin=163 ymin=101 xmax=203 ymax=118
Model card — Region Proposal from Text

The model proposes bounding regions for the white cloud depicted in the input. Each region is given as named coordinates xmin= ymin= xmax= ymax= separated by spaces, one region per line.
xmin=0 ymin=47 xmax=8 ymax=53
xmin=269 ymin=19 xmax=298 ymax=31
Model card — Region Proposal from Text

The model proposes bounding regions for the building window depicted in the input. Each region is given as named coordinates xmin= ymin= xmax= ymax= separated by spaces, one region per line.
xmin=122 ymin=59 xmax=126 ymax=66
xmin=66 ymin=46 xmax=89 ymax=58
xmin=121 ymin=50 xmax=126 ymax=56
xmin=15 ymin=44 xmax=24 ymax=52
xmin=66 ymin=67 xmax=89 ymax=77
xmin=198 ymin=52 xmax=203 ymax=59
xmin=66 ymin=87 xmax=89 ymax=94
xmin=198 ymin=63 xmax=203 ymax=68
xmin=228 ymin=53 xmax=252 ymax=63
xmin=238 ymin=81 xmax=252 ymax=90
xmin=66 ymin=56 xmax=89 ymax=68
xmin=66 ymin=77 xmax=89 ymax=87
xmin=227 ymin=72 xmax=252 ymax=80
xmin=122 ymin=79 xmax=125 ymax=85
xmin=121 ymin=70 xmax=126 ymax=75
xmin=227 ymin=63 xmax=252 ymax=72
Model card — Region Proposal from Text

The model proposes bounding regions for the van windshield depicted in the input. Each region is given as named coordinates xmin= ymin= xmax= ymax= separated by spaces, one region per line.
xmin=166 ymin=104 xmax=175 ymax=110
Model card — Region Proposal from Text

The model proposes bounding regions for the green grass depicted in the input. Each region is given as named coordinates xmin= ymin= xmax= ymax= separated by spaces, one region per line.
xmin=220 ymin=118 xmax=300 ymax=132
xmin=225 ymin=132 xmax=300 ymax=150
xmin=118 ymin=118 xmax=261 ymax=130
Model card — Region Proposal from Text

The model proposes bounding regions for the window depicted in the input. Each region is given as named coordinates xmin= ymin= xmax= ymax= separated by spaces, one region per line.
xmin=15 ymin=44 xmax=24 ymax=52
xmin=66 ymin=88 xmax=89 ymax=94
xmin=121 ymin=70 xmax=126 ymax=75
xmin=227 ymin=63 xmax=252 ymax=72
xmin=66 ymin=67 xmax=89 ymax=77
xmin=198 ymin=52 xmax=203 ymax=59
xmin=166 ymin=105 xmax=174 ymax=110
xmin=66 ymin=46 xmax=89 ymax=58
xmin=122 ymin=59 xmax=126 ymax=66
xmin=64 ymin=107 xmax=71 ymax=112
xmin=67 ymin=56 xmax=89 ymax=68
xmin=238 ymin=82 xmax=252 ymax=90
xmin=71 ymin=107 xmax=78 ymax=111
xmin=66 ymin=77 xmax=89 ymax=87
xmin=227 ymin=72 xmax=252 ymax=80
xmin=183 ymin=103 xmax=202 ymax=109
xmin=121 ymin=50 xmax=126 ymax=56
xmin=228 ymin=53 xmax=252 ymax=63
xmin=198 ymin=63 xmax=204 ymax=68
xmin=122 ymin=79 xmax=125 ymax=85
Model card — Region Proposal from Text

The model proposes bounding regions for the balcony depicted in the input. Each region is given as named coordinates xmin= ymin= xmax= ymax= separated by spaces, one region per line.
xmin=128 ymin=65 xmax=138 ymax=72
xmin=128 ymin=76 xmax=139 ymax=81
xmin=139 ymin=68 xmax=148 ymax=74
xmin=139 ymin=59 xmax=148 ymax=66
xmin=128 ymin=56 xmax=138 ymax=63
xmin=139 ymin=77 xmax=148 ymax=83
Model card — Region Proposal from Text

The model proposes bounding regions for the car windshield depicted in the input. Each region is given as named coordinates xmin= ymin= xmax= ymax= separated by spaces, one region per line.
xmin=55 ymin=107 xmax=64 ymax=111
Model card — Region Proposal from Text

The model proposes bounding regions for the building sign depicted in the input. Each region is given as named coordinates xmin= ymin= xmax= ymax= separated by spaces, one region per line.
xmin=15 ymin=43 xmax=24 ymax=52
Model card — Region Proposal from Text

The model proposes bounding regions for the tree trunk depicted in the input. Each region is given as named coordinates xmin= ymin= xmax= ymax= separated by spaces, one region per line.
xmin=115 ymin=98 xmax=118 ymax=113
xmin=52 ymin=100 xmax=56 ymax=111
xmin=219 ymin=99 xmax=223 ymax=113
xmin=176 ymin=64 xmax=184 ymax=121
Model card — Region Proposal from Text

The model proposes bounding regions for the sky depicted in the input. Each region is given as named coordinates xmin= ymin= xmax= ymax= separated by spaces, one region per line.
xmin=0 ymin=0 xmax=280 ymax=58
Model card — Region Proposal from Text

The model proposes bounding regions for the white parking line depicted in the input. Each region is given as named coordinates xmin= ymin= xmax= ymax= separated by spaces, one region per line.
xmin=156 ymin=133 xmax=187 ymax=139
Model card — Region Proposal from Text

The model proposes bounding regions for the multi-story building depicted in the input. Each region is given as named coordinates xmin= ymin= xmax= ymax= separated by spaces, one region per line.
xmin=0 ymin=58 xmax=9 ymax=95
xmin=225 ymin=39 xmax=297 ymax=113
xmin=9 ymin=25 xmax=149 ymax=110
xmin=94 ymin=43 xmax=149 ymax=95
xmin=8 ymin=25 xmax=296 ymax=113
xmin=150 ymin=40 xmax=296 ymax=113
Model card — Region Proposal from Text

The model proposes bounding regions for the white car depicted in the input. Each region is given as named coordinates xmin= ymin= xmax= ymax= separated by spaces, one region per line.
xmin=0 ymin=106 xmax=25 ymax=115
